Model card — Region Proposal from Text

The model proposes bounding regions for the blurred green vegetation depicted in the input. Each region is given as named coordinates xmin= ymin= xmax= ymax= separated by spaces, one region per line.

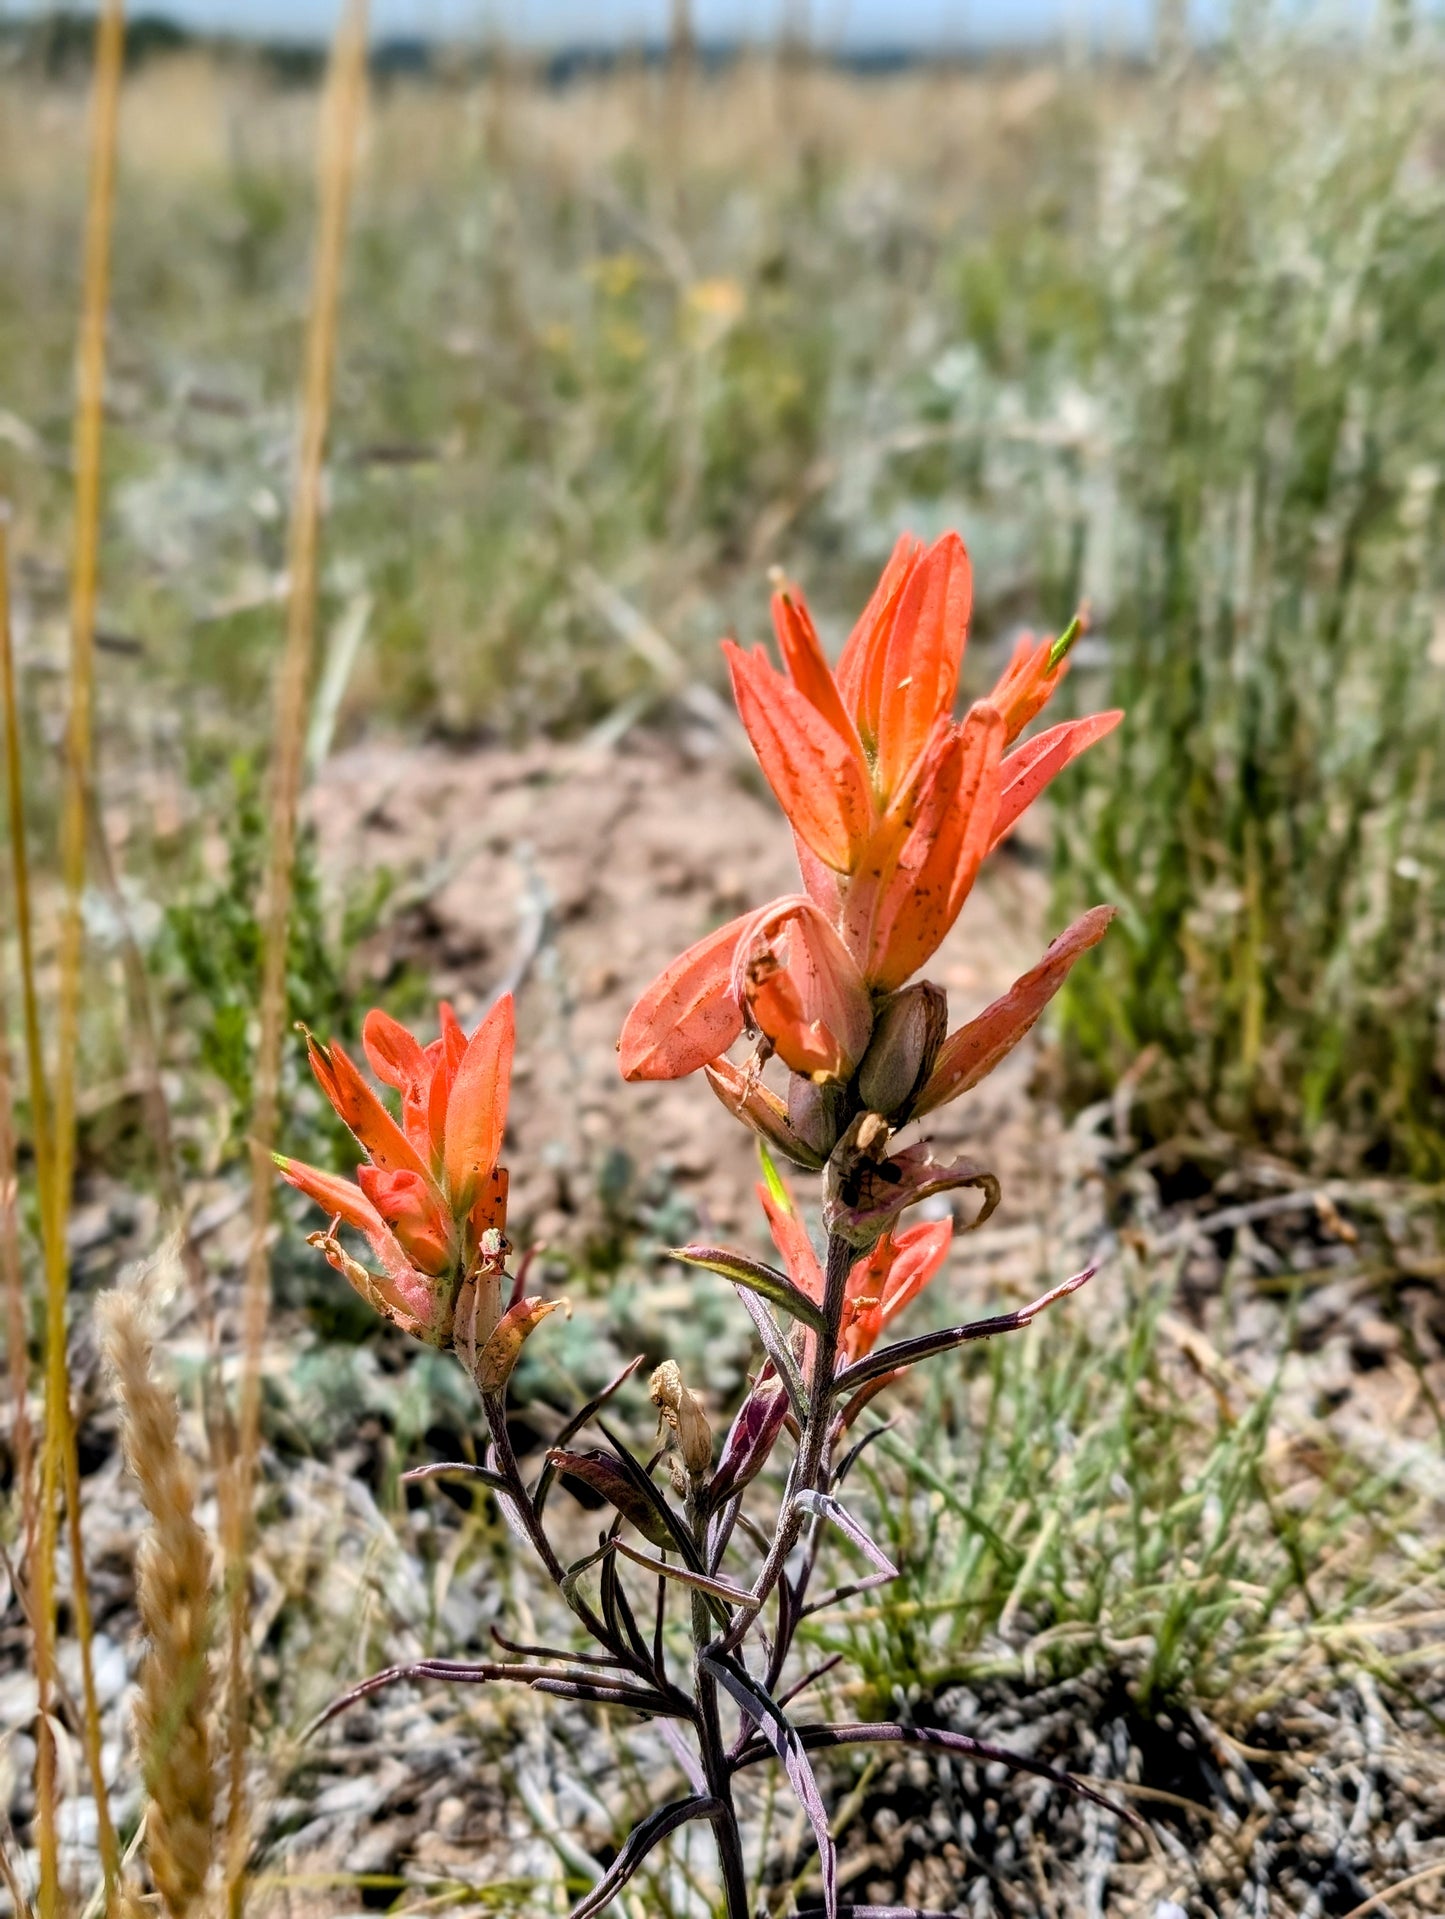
xmin=5 ymin=24 xmax=1440 ymax=1179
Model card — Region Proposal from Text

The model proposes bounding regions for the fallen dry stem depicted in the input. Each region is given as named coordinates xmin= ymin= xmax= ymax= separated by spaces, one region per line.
xmin=223 ymin=4 xmax=369 ymax=1908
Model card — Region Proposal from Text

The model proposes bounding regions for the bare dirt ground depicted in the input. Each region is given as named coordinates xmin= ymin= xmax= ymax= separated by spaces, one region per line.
xmin=6 ymin=733 xmax=1444 ymax=1918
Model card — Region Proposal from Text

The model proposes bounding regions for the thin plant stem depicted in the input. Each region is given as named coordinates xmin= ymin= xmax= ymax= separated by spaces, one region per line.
xmin=0 ymin=523 xmax=37 ymax=1601
xmin=0 ymin=516 xmax=62 ymax=1910
xmin=222 ymin=10 xmax=368 ymax=1907
xmin=716 ymin=1230 xmax=852 ymax=1657
xmin=685 ymin=1484 xmax=750 ymax=1919
xmin=33 ymin=0 xmax=126 ymax=1902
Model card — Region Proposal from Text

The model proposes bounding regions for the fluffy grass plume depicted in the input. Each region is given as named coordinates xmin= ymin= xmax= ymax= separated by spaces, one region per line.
xmin=99 ymin=1286 xmax=216 ymax=1919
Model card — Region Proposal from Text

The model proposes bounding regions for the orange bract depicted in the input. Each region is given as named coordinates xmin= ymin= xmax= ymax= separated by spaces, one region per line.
xmin=759 ymin=1180 xmax=954 ymax=1366
xmin=620 ymin=528 xmax=1121 ymax=1093
xmin=278 ymin=995 xmax=514 ymax=1345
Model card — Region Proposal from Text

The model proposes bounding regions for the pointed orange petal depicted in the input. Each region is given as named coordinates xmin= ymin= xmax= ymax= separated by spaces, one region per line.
xmin=913 ymin=905 xmax=1116 ymax=1118
xmin=990 ymin=706 xmax=1120 ymax=848
xmin=276 ymin=1156 xmax=388 ymax=1240
xmin=307 ymin=1037 xmax=432 ymax=1180
xmin=770 ymin=585 xmax=865 ymax=761
xmin=835 ymin=531 xmax=924 ymax=724
xmin=877 ymin=1217 xmax=953 ymax=1323
xmin=990 ymin=709 xmax=1122 ymax=848
xmin=362 ymin=1009 xmax=428 ymax=1097
xmin=759 ymin=1183 xmax=824 ymax=1303
xmin=437 ymin=1001 xmax=468 ymax=1078
xmin=725 ymin=641 xmax=874 ymax=872
xmin=987 ymin=628 xmax=1074 ymax=745
xmin=362 ymin=1010 xmax=435 ymax=1157
xmin=866 ymin=702 xmax=1005 ymax=991
xmin=617 ymin=911 xmax=750 ymax=1081
xmin=873 ymin=531 xmax=973 ymax=798
xmin=444 ymin=993 xmax=515 ymax=1203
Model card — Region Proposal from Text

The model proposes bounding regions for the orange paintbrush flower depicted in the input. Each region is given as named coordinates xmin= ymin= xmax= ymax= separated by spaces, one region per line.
xmin=619 ymin=530 xmax=1120 ymax=1109
xmin=278 ymin=995 xmax=514 ymax=1347
xmin=758 ymin=1179 xmax=953 ymax=1367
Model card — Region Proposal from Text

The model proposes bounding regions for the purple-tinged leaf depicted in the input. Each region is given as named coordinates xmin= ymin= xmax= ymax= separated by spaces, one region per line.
xmin=658 ymin=1721 xmax=708 ymax=1796
xmin=710 ymin=1376 xmax=791 ymax=1510
xmin=705 ymin=1655 xmax=838 ymax=1918
xmin=834 ymin=1418 xmax=897 ymax=1485
xmin=597 ymin=1418 xmax=707 ymax=1573
xmin=834 ymin=1266 xmax=1095 ymax=1397
xmin=732 ymin=1288 xmax=808 ymax=1419
xmin=533 ymin=1354 xmax=649 ymax=1515
xmin=549 ymin=1448 xmax=674 ymax=1549
xmin=671 ymin=1244 xmax=828 ymax=1332
xmin=402 ymin=1459 xmax=511 ymax=1494
xmin=614 ymin=1537 xmax=752 ymax=1607
xmin=489 ymin=1626 xmax=629 ymax=1670
xmin=306 ymin=1658 xmax=680 ymax=1739
xmin=794 ymin=1490 xmax=898 ymax=1580
xmin=730 ymin=1721 xmax=1144 ymax=1830
xmin=566 ymin=1795 xmax=722 ymax=1919
xmin=777 ymin=1653 xmax=845 ymax=1711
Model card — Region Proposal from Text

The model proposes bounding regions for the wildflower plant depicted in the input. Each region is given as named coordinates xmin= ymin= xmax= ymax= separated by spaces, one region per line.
xmin=287 ymin=531 xmax=1130 ymax=1916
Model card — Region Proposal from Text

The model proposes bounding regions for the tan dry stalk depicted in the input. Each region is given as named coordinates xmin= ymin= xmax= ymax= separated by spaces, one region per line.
xmin=0 ymin=522 xmax=37 ymax=1577
xmin=99 ymin=1290 xmax=216 ymax=1919
xmin=31 ymin=2 xmax=127 ymax=1906
xmin=4 ymin=524 xmax=62 ymax=1919
xmin=221 ymin=6 xmax=369 ymax=1911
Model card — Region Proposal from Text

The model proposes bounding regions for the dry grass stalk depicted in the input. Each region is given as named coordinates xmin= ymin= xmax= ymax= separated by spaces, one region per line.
xmin=221 ymin=4 xmax=369 ymax=1908
xmin=0 ymin=520 xmax=37 ymax=1578
xmin=29 ymin=1 xmax=127 ymax=1903
xmin=3 ymin=522 xmax=64 ymax=1915
xmin=99 ymin=1288 xmax=216 ymax=1919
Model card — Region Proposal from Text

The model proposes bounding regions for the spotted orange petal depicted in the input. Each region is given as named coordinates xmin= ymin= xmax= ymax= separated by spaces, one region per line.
xmin=307 ymin=1036 xmax=432 ymax=1181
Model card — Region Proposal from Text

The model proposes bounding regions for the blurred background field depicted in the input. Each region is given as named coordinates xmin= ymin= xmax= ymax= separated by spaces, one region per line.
xmin=1 ymin=6 xmax=1444 ymax=1916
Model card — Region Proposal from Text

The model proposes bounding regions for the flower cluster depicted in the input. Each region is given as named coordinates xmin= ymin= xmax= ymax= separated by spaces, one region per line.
xmin=277 ymin=996 xmax=514 ymax=1349
xmin=285 ymin=530 xmax=1128 ymax=1919
xmin=619 ymin=529 xmax=1118 ymax=1253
